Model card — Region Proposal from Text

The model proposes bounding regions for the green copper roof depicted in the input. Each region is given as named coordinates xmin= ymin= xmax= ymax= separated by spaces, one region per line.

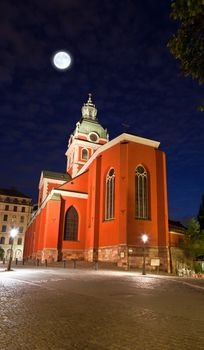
xmin=76 ymin=118 xmax=107 ymax=139
xmin=73 ymin=94 xmax=108 ymax=139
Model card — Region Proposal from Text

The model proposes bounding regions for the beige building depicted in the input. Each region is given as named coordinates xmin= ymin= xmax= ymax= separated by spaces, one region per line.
xmin=0 ymin=188 xmax=32 ymax=261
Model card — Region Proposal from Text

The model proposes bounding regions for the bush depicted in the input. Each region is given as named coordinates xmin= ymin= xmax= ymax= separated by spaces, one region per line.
xmin=193 ymin=262 xmax=203 ymax=273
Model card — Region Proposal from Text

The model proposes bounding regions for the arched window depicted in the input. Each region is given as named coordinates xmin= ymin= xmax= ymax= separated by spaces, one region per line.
xmin=0 ymin=237 xmax=5 ymax=244
xmin=64 ymin=206 xmax=78 ymax=241
xmin=135 ymin=165 xmax=148 ymax=219
xmin=82 ymin=148 xmax=88 ymax=160
xmin=105 ymin=168 xmax=115 ymax=220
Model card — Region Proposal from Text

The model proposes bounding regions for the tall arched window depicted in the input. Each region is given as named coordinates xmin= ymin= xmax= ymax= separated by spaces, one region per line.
xmin=135 ymin=165 xmax=148 ymax=219
xmin=82 ymin=148 xmax=88 ymax=160
xmin=105 ymin=168 xmax=115 ymax=220
xmin=64 ymin=206 xmax=79 ymax=241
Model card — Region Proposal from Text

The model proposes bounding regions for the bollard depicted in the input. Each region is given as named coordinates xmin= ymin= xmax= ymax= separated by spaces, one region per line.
xmin=45 ymin=259 xmax=47 ymax=267
xmin=37 ymin=258 xmax=39 ymax=266
xmin=3 ymin=258 xmax=5 ymax=265
xmin=73 ymin=259 xmax=76 ymax=269
xmin=22 ymin=258 xmax=25 ymax=265
xmin=63 ymin=260 xmax=66 ymax=268
xmin=16 ymin=258 xmax=18 ymax=265
xmin=94 ymin=261 xmax=98 ymax=270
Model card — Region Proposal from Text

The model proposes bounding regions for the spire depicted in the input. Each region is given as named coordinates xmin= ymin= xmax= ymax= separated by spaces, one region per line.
xmin=87 ymin=93 xmax=93 ymax=105
xmin=81 ymin=93 xmax=97 ymax=120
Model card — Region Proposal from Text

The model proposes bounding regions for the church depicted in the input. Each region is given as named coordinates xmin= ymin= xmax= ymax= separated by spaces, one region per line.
xmin=23 ymin=95 xmax=171 ymax=272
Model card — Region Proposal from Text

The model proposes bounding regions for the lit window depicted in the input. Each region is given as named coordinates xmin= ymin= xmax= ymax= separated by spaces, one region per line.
xmin=0 ymin=237 xmax=5 ymax=244
xmin=17 ymin=238 xmax=22 ymax=245
xmin=64 ymin=206 xmax=78 ymax=241
xmin=82 ymin=148 xmax=88 ymax=160
xmin=135 ymin=165 xmax=149 ymax=219
xmin=2 ymin=225 xmax=6 ymax=233
xmin=105 ymin=168 xmax=115 ymax=220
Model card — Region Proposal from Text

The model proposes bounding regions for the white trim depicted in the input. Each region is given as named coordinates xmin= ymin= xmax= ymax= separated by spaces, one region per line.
xmin=65 ymin=139 xmax=102 ymax=156
xmin=41 ymin=178 xmax=68 ymax=203
xmin=27 ymin=188 xmax=88 ymax=228
xmin=77 ymin=133 xmax=160 ymax=176
xmin=169 ymin=231 xmax=185 ymax=236
xmin=52 ymin=189 xmax=88 ymax=199
xmin=74 ymin=132 xmax=108 ymax=143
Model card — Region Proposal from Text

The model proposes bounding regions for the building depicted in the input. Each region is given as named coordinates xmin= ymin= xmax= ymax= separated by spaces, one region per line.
xmin=168 ymin=219 xmax=187 ymax=273
xmin=0 ymin=188 xmax=32 ymax=261
xmin=24 ymin=95 xmax=170 ymax=271
xmin=169 ymin=219 xmax=186 ymax=247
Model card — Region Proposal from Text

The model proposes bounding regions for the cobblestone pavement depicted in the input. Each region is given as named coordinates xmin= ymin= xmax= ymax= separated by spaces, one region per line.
xmin=0 ymin=266 xmax=204 ymax=350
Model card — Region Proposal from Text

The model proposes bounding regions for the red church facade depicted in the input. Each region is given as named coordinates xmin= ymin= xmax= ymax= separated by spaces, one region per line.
xmin=24 ymin=95 xmax=170 ymax=272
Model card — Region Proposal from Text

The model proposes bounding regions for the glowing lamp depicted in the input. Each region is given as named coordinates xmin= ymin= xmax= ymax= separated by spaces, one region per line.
xmin=142 ymin=234 xmax=148 ymax=244
xmin=10 ymin=228 xmax=18 ymax=238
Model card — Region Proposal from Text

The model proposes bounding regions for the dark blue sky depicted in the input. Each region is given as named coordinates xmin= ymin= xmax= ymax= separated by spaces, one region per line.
xmin=0 ymin=0 xmax=203 ymax=223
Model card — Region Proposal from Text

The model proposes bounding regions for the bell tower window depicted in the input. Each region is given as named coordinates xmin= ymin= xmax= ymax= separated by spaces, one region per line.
xmin=82 ymin=148 xmax=88 ymax=160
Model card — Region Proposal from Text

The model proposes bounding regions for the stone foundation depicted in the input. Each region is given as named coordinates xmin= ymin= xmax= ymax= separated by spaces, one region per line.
xmin=62 ymin=249 xmax=84 ymax=261
xmin=84 ymin=249 xmax=94 ymax=262
xmin=128 ymin=246 xmax=169 ymax=272
xmin=98 ymin=245 xmax=119 ymax=262
xmin=29 ymin=245 xmax=169 ymax=271
xmin=42 ymin=248 xmax=58 ymax=262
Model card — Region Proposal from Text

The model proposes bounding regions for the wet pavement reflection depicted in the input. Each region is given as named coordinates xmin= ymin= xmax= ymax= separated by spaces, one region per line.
xmin=1 ymin=267 xmax=204 ymax=350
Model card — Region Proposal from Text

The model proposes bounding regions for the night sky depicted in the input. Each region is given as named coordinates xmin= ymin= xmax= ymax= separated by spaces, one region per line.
xmin=0 ymin=0 xmax=203 ymax=223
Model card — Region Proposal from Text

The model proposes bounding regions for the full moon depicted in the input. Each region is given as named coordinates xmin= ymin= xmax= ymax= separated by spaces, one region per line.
xmin=53 ymin=51 xmax=72 ymax=70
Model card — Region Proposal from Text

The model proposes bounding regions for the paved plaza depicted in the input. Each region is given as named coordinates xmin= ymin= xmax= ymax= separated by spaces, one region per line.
xmin=0 ymin=266 xmax=204 ymax=350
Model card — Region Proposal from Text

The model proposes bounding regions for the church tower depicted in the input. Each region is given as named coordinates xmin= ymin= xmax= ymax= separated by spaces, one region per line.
xmin=66 ymin=94 xmax=109 ymax=178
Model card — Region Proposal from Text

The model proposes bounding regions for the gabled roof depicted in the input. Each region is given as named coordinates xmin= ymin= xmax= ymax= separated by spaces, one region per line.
xmin=42 ymin=170 xmax=71 ymax=182
xmin=0 ymin=187 xmax=31 ymax=199
xmin=77 ymin=133 xmax=160 ymax=177
xmin=169 ymin=219 xmax=186 ymax=234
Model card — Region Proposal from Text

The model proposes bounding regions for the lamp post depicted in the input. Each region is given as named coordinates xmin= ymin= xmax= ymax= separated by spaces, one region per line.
xmin=141 ymin=233 xmax=148 ymax=275
xmin=7 ymin=228 xmax=18 ymax=271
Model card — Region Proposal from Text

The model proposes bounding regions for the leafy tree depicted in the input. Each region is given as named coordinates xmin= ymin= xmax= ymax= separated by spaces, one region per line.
xmin=197 ymin=194 xmax=204 ymax=231
xmin=168 ymin=0 xmax=204 ymax=110
xmin=182 ymin=218 xmax=204 ymax=258
xmin=186 ymin=217 xmax=200 ymax=241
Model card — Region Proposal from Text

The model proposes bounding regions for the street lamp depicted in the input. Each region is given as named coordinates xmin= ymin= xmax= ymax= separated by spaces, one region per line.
xmin=7 ymin=228 xmax=18 ymax=271
xmin=141 ymin=233 xmax=148 ymax=275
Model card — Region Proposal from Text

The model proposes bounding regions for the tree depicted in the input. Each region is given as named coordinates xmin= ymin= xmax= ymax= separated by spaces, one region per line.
xmin=182 ymin=218 xmax=204 ymax=259
xmin=186 ymin=217 xmax=200 ymax=241
xmin=197 ymin=194 xmax=204 ymax=231
xmin=168 ymin=0 xmax=204 ymax=110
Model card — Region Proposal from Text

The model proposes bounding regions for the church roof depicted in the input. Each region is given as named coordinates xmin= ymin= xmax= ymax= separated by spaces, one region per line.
xmin=168 ymin=219 xmax=186 ymax=234
xmin=0 ymin=187 xmax=31 ymax=199
xmin=42 ymin=170 xmax=71 ymax=182
xmin=77 ymin=118 xmax=107 ymax=138
xmin=73 ymin=94 xmax=108 ymax=139
xmin=77 ymin=133 xmax=160 ymax=177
